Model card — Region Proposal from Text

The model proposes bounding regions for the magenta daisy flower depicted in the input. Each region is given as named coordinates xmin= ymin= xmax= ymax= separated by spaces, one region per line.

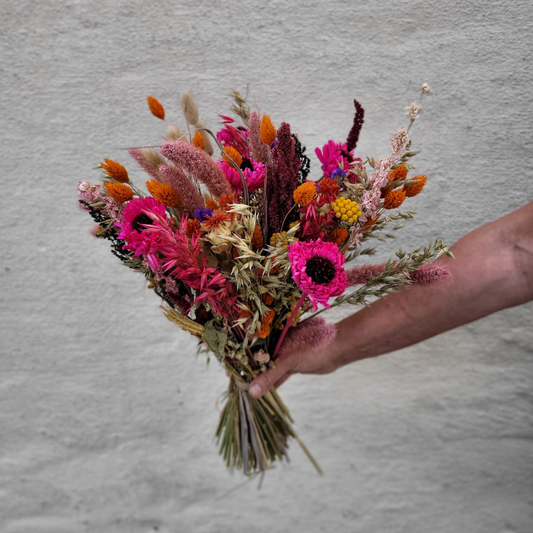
xmin=287 ymin=239 xmax=349 ymax=309
xmin=117 ymin=196 xmax=167 ymax=270
xmin=218 ymin=159 xmax=265 ymax=194
xmin=315 ymin=140 xmax=353 ymax=178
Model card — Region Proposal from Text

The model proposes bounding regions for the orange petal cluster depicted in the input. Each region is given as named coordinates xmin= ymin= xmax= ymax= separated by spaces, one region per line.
xmin=327 ymin=227 xmax=348 ymax=246
xmin=383 ymin=188 xmax=406 ymax=210
xmin=101 ymin=159 xmax=129 ymax=183
xmin=146 ymin=179 xmax=182 ymax=208
xmin=185 ymin=218 xmax=202 ymax=236
xmin=104 ymin=182 xmax=133 ymax=203
xmin=293 ymin=181 xmax=316 ymax=206
xmin=222 ymin=145 xmax=243 ymax=167
xmin=192 ymin=131 xmax=205 ymax=150
xmin=404 ymin=175 xmax=427 ymax=197
xmin=258 ymin=309 xmax=276 ymax=338
xmin=260 ymin=115 xmax=276 ymax=145
xmin=205 ymin=197 xmax=218 ymax=210
xmin=147 ymin=96 xmax=165 ymax=120
xmin=318 ymin=176 xmax=340 ymax=198
xmin=262 ymin=293 xmax=274 ymax=305
xmin=217 ymin=193 xmax=234 ymax=211
xmin=389 ymin=164 xmax=408 ymax=182
xmin=251 ymin=225 xmax=264 ymax=251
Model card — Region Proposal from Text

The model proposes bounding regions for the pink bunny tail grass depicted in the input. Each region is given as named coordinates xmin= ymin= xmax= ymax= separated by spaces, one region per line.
xmin=160 ymin=140 xmax=232 ymax=198
xmin=346 ymin=262 xmax=450 ymax=286
xmin=278 ymin=317 xmax=337 ymax=356
xmin=248 ymin=111 xmax=267 ymax=164
xmin=129 ymin=148 xmax=163 ymax=182
xmin=158 ymin=164 xmax=204 ymax=213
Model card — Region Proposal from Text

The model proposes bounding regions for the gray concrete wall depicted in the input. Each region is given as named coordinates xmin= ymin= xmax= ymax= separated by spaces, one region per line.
xmin=1 ymin=0 xmax=532 ymax=531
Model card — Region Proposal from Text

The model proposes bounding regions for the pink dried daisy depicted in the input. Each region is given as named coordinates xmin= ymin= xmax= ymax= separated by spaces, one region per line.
xmin=218 ymin=159 xmax=265 ymax=194
xmin=117 ymin=196 xmax=167 ymax=270
xmin=315 ymin=140 xmax=353 ymax=178
xmin=287 ymin=239 xmax=349 ymax=309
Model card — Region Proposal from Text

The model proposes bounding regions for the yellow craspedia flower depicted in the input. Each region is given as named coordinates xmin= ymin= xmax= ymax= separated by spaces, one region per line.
xmin=331 ymin=197 xmax=361 ymax=225
xmin=293 ymin=181 xmax=316 ymax=206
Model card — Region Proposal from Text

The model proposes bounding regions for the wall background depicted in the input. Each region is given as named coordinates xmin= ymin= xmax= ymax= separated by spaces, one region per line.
xmin=1 ymin=0 xmax=532 ymax=532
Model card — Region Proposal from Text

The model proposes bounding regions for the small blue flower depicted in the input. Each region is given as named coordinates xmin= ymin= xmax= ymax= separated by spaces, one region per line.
xmin=194 ymin=207 xmax=213 ymax=222
xmin=331 ymin=168 xmax=346 ymax=180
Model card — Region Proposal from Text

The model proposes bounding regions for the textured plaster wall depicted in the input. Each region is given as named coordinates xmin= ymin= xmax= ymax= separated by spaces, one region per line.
xmin=1 ymin=0 xmax=532 ymax=532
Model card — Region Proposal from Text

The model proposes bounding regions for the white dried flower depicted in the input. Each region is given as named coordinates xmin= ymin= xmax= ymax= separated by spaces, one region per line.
xmin=406 ymin=101 xmax=422 ymax=121
xmin=78 ymin=180 xmax=91 ymax=192
xmin=422 ymin=83 xmax=431 ymax=94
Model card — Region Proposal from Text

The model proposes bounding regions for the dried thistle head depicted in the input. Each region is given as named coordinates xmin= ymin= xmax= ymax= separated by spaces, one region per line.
xmin=181 ymin=92 xmax=199 ymax=125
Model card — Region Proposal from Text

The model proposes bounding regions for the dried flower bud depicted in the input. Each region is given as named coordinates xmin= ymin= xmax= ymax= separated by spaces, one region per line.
xmin=181 ymin=92 xmax=199 ymax=125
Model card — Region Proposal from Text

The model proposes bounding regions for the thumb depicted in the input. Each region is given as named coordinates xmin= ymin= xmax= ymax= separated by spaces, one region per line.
xmin=249 ymin=356 xmax=292 ymax=398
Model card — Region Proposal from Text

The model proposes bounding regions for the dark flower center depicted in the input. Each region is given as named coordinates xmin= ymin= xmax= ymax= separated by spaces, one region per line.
xmin=240 ymin=157 xmax=254 ymax=172
xmin=306 ymin=256 xmax=336 ymax=284
xmin=132 ymin=213 xmax=153 ymax=232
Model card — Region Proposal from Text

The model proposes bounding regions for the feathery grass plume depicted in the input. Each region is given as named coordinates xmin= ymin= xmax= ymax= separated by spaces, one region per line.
xmin=160 ymin=140 xmax=233 ymax=198
xmin=104 ymin=182 xmax=133 ymax=203
xmin=192 ymin=131 xmax=205 ymax=151
xmin=146 ymin=179 xmax=182 ymax=208
xmin=247 ymin=111 xmax=266 ymax=163
xmin=194 ymin=122 xmax=214 ymax=155
xmin=266 ymin=122 xmax=301 ymax=234
xmin=346 ymin=99 xmax=365 ymax=153
xmin=404 ymin=175 xmax=427 ymax=197
xmin=181 ymin=92 xmax=199 ymax=126
xmin=147 ymin=96 xmax=165 ymax=120
xmin=165 ymin=125 xmax=185 ymax=141
xmin=346 ymin=262 xmax=449 ymax=285
xmin=231 ymin=88 xmax=250 ymax=125
xmin=383 ymin=188 xmax=406 ymax=209
xmin=260 ymin=114 xmax=277 ymax=145
xmin=101 ymin=159 xmax=129 ymax=183
xmin=129 ymin=148 xmax=165 ymax=181
xmin=158 ymin=164 xmax=204 ymax=213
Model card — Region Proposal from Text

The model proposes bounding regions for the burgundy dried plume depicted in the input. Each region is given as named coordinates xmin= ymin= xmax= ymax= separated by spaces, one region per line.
xmin=266 ymin=122 xmax=301 ymax=234
xmin=346 ymin=99 xmax=365 ymax=153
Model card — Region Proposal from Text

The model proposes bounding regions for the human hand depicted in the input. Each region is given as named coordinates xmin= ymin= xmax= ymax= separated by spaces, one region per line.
xmin=249 ymin=317 xmax=338 ymax=398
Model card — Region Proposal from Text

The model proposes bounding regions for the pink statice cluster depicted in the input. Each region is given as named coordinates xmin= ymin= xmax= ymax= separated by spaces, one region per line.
xmin=78 ymin=180 xmax=123 ymax=224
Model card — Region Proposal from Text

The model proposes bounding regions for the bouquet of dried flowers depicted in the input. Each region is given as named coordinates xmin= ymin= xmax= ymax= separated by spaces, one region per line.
xmin=78 ymin=84 xmax=450 ymax=475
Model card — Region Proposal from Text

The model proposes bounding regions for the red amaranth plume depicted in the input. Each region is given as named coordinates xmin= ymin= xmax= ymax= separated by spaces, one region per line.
xmin=266 ymin=122 xmax=301 ymax=234
xmin=346 ymin=99 xmax=365 ymax=153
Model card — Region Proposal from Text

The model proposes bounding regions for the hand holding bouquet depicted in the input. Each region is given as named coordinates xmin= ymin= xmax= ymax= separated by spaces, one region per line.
xmin=79 ymin=84 xmax=450 ymax=475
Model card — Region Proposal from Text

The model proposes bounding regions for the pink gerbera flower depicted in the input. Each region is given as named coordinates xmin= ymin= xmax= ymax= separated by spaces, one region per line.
xmin=218 ymin=159 xmax=265 ymax=194
xmin=288 ymin=239 xmax=349 ymax=309
xmin=117 ymin=196 xmax=167 ymax=270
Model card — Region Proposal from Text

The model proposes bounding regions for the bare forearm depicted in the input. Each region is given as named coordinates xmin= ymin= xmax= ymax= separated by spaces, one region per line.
xmin=332 ymin=201 xmax=533 ymax=367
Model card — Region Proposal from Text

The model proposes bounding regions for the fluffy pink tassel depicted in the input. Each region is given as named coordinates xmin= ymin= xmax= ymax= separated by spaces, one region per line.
xmin=248 ymin=111 xmax=267 ymax=164
xmin=278 ymin=317 xmax=337 ymax=356
xmin=128 ymin=148 xmax=161 ymax=181
xmin=160 ymin=140 xmax=232 ymax=198
xmin=158 ymin=164 xmax=204 ymax=213
xmin=347 ymin=262 xmax=450 ymax=286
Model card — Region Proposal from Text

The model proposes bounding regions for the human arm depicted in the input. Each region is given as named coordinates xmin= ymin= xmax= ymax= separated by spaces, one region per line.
xmin=249 ymin=200 xmax=533 ymax=398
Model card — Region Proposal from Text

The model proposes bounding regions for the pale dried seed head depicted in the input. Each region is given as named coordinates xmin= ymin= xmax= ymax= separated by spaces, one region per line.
xmin=165 ymin=124 xmax=184 ymax=141
xmin=140 ymin=148 xmax=166 ymax=172
xmin=181 ymin=92 xmax=199 ymax=125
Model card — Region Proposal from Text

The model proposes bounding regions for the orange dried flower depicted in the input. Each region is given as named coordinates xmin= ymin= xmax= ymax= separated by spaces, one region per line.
xmin=147 ymin=95 xmax=165 ymax=120
xmin=260 ymin=115 xmax=276 ymax=145
xmin=205 ymin=197 xmax=218 ymax=210
xmin=262 ymin=293 xmax=274 ymax=305
xmin=217 ymin=193 xmax=234 ymax=211
xmin=145 ymin=179 xmax=182 ymax=208
xmin=104 ymin=182 xmax=133 ymax=203
xmin=101 ymin=159 xmax=129 ymax=183
xmin=222 ymin=145 xmax=243 ymax=167
xmin=383 ymin=188 xmax=407 ymax=210
xmin=251 ymin=225 xmax=264 ymax=251
xmin=403 ymin=175 xmax=427 ymax=197
xmin=263 ymin=309 xmax=275 ymax=325
xmin=318 ymin=176 xmax=340 ymax=198
xmin=389 ymin=164 xmax=408 ymax=182
xmin=192 ymin=131 xmax=205 ymax=150
xmin=257 ymin=260 xmax=280 ymax=277
xmin=202 ymin=209 xmax=231 ymax=230
xmin=239 ymin=305 xmax=252 ymax=319
xmin=363 ymin=215 xmax=380 ymax=231
xmin=185 ymin=218 xmax=202 ymax=236
xmin=293 ymin=182 xmax=316 ymax=206
xmin=258 ymin=322 xmax=271 ymax=339
xmin=327 ymin=227 xmax=348 ymax=246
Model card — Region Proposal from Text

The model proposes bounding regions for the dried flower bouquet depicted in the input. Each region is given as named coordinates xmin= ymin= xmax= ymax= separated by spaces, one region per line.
xmin=79 ymin=84 xmax=450 ymax=475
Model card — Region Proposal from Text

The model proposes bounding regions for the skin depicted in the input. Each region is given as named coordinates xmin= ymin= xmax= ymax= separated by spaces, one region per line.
xmin=249 ymin=200 xmax=533 ymax=398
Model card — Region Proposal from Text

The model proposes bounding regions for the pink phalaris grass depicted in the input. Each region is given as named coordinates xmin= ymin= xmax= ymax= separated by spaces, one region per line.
xmin=266 ymin=122 xmax=301 ymax=234
xmin=248 ymin=111 xmax=267 ymax=164
xmin=278 ymin=316 xmax=337 ymax=356
xmin=346 ymin=99 xmax=365 ymax=153
xmin=129 ymin=148 xmax=162 ymax=181
xmin=346 ymin=262 xmax=450 ymax=285
xmin=158 ymin=164 xmax=204 ymax=213
xmin=160 ymin=140 xmax=233 ymax=198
